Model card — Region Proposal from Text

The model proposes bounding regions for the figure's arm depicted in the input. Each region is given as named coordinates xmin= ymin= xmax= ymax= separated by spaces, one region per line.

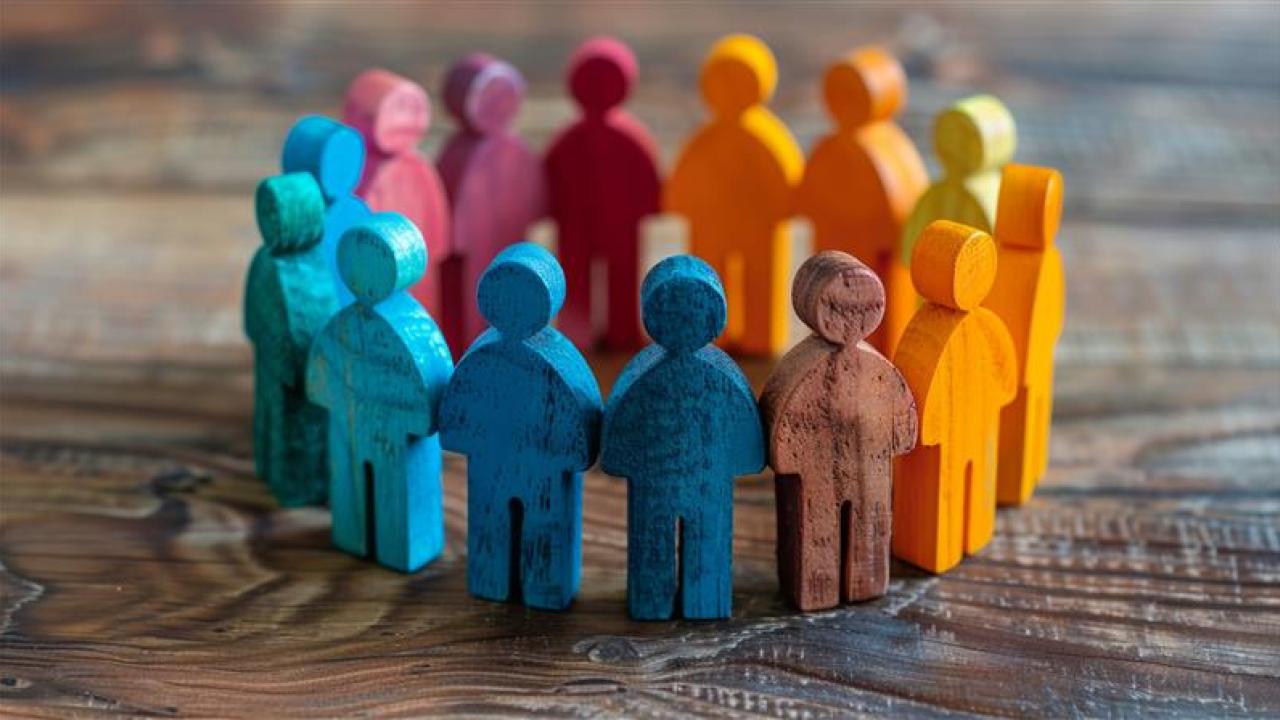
xmin=869 ymin=352 xmax=919 ymax=457
xmin=304 ymin=333 xmax=333 ymax=409
xmin=978 ymin=308 xmax=1019 ymax=404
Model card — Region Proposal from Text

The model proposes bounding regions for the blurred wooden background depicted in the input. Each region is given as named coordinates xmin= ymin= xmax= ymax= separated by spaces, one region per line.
xmin=1 ymin=2 xmax=1278 ymax=717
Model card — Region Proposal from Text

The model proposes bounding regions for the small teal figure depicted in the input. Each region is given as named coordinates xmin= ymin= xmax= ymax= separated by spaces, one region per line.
xmin=601 ymin=255 xmax=765 ymax=620
xmin=440 ymin=243 xmax=602 ymax=610
xmin=306 ymin=213 xmax=454 ymax=572
xmin=282 ymin=115 xmax=372 ymax=305
xmin=244 ymin=172 xmax=338 ymax=506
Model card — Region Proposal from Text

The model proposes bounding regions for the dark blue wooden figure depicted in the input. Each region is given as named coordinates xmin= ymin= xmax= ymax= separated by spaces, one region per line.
xmin=244 ymin=172 xmax=338 ymax=507
xmin=306 ymin=213 xmax=454 ymax=572
xmin=282 ymin=115 xmax=372 ymax=306
xmin=439 ymin=242 xmax=602 ymax=610
xmin=601 ymin=255 xmax=765 ymax=620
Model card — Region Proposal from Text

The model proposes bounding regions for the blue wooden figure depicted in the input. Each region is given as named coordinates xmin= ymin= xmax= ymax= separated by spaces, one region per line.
xmin=440 ymin=242 xmax=602 ymax=610
xmin=281 ymin=115 xmax=372 ymax=306
xmin=601 ymin=255 xmax=765 ymax=620
xmin=244 ymin=172 xmax=338 ymax=507
xmin=306 ymin=213 xmax=454 ymax=572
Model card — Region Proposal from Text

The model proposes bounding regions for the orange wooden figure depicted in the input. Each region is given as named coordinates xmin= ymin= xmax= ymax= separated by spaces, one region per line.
xmin=665 ymin=34 xmax=804 ymax=356
xmin=891 ymin=220 xmax=1017 ymax=574
xmin=760 ymin=251 xmax=917 ymax=610
xmin=985 ymin=164 xmax=1066 ymax=506
xmin=796 ymin=47 xmax=928 ymax=358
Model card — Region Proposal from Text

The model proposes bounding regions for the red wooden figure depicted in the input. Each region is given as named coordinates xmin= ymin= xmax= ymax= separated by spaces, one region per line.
xmin=343 ymin=69 xmax=451 ymax=320
xmin=545 ymin=36 xmax=662 ymax=350
xmin=438 ymin=53 xmax=546 ymax=352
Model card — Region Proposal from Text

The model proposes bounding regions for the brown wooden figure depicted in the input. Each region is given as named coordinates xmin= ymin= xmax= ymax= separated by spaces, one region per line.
xmin=760 ymin=251 xmax=918 ymax=610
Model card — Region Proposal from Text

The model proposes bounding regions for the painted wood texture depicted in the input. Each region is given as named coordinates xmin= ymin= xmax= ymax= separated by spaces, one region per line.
xmin=665 ymin=34 xmax=804 ymax=357
xmin=985 ymin=164 xmax=1067 ymax=506
xmin=545 ymin=36 xmax=662 ymax=351
xmin=243 ymin=172 xmax=338 ymax=507
xmin=440 ymin=243 xmax=602 ymax=611
xmin=280 ymin=115 xmax=373 ymax=306
xmin=601 ymin=255 xmax=765 ymax=620
xmin=796 ymin=47 xmax=928 ymax=358
xmin=760 ymin=251 xmax=917 ymax=610
xmin=306 ymin=213 xmax=454 ymax=573
xmin=438 ymin=54 xmax=547 ymax=354
xmin=343 ymin=69 xmax=451 ymax=321
xmin=901 ymin=95 xmax=1016 ymax=267
xmin=892 ymin=220 xmax=1018 ymax=574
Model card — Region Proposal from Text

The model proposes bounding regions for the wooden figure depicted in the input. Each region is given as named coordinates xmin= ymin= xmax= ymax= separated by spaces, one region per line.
xmin=891 ymin=220 xmax=1017 ymax=574
xmin=343 ymin=69 xmax=451 ymax=319
xmin=439 ymin=243 xmax=602 ymax=611
xmin=901 ymin=95 xmax=1016 ymax=268
xmin=545 ymin=36 xmax=661 ymax=351
xmin=306 ymin=213 xmax=454 ymax=573
xmin=244 ymin=172 xmax=338 ymax=507
xmin=665 ymin=34 xmax=804 ymax=356
xmin=796 ymin=47 xmax=928 ymax=358
xmin=985 ymin=164 xmax=1066 ymax=506
xmin=759 ymin=251 xmax=917 ymax=610
xmin=600 ymin=255 xmax=765 ymax=620
xmin=438 ymin=53 xmax=546 ymax=354
xmin=281 ymin=114 xmax=372 ymax=306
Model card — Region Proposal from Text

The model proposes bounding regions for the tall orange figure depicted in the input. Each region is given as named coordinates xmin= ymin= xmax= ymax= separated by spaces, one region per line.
xmin=892 ymin=220 xmax=1017 ymax=573
xmin=666 ymin=34 xmax=804 ymax=356
xmin=985 ymin=164 xmax=1066 ymax=506
xmin=797 ymin=47 xmax=928 ymax=357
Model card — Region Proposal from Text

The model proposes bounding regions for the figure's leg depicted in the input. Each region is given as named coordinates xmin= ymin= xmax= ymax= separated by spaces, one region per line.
xmin=264 ymin=384 xmax=296 ymax=505
xmin=520 ymin=472 xmax=584 ymax=611
xmin=467 ymin=458 xmax=514 ymax=603
xmin=558 ymin=237 xmax=595 ymax=349
xmin=964 ymin=428 xmax=999 ymax=556
xmin=844 ymin=461 xmax=892 ymax=602
xmin=438 ymin=254 xmax=466 ymax=359
xmin=1030 ymin=382 xmax=1054 ymax=490
xmin=251 ymin=363 xmax=270 ymax=479
xmin=281 ymin=387 xmax=329 ymax=506
xmin=996 ymin=388 xmax=1032 ymax=506
xmin=379 ymin=433 xmax=445 ymax=573
xmin=627 ymin=480 xmax=677 ymax=621
xmin=604 ymin=238 xmax=643 ymax=350
xmin=680 ymin=479 xmax=733 ymax=620
xmin=738 ymin=226 xmax=792 ymax=356
xmin=893 ymin=444 xmax=963 ymax=573
xmin=328 ymin=416 xmax=366 ymax=558
xmin=776 ymin=474 xmax=839 ymax=611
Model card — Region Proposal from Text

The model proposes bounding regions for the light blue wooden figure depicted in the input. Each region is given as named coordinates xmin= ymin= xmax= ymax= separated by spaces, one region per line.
xmin=244 ymin=172 xmax=338 ymax=507
xmin=306 ymin=213 xmax=453 ymax=572
xmin=601 ymin=255 xmax=765 ymax=620
xmin=440 ymin=243 xmax=602 ymax=611
xmin=282 ymin=115 xmax=372 ymax=306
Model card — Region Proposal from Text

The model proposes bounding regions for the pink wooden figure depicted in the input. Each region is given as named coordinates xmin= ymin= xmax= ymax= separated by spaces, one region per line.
xmin=545 ymin=36 xmax=661 ymax=350
xmin=438 ymin=54 xmax=546 ymax=352
xmin=343 ymin=69 xmax=451 ymax=320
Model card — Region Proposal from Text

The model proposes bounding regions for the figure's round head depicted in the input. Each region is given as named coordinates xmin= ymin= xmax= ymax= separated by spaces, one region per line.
xmin=255 ymin=172 xmax=325 ymax=254
xmin=933 ymin=94 xmax=1016 ymax=177
xmin=823 ymin=47 xmax=906 ymax=131
xmin=444 ymin=53 xmax=525 ymax=135
xmin=641 ymin=255 xmax=726 ymax=353
xmin=281 ymin=115 xmax=366 ymax=200
xmin=792 ymin=251 xmax=885 ymax=346
xmin=338 ymin=213 xmax=427 ymax=305
xmin=477 ymin=242 xmax=565 ymax=341
xmin=910 ymin=220 xmax=997 ymax=311
xmin=343 ymin=69 xmax=431 ymax=156
xmin=568 ymin=36 xmax=637 ymax=116
xmin=995 ymin=164 xmax=1063 ymax=250
xmin=700 ymin=34 xmax=777 ymax=118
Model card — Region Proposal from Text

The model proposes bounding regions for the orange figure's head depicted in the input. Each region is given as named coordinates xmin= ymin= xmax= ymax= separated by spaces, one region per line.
xmin=934 ymin=94 xmax=1016 ymax=178
xmin=793 ymin=251 xmax=885 ymax=347
xmin=700 ymin=34 xmax=777 ymax=119
xmin=823 ymin=47 xmax=906 ymax=132
xmin=911 ymin=220 xmax=997 ymax=311
xmin=995 ymin=164 xmax=1064 ymax=250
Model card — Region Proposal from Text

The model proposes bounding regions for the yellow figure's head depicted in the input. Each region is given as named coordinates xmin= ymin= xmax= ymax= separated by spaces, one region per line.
xmin=995 ymin=164 xmax=1064 ymax=250
xmin=934 ymin=95 xmax=1016 ymax=177
xmin=823 ymin=46 xmax=906 ymax=131
xmin=911 ymin=220 xmax=997 ymax=311
xmin=700 ymin=34 xmax=777 ymax=118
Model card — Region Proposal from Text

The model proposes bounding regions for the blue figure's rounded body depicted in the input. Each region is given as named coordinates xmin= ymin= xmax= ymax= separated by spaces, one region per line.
xmin=440 ymin=242 xmax=602 ymax=610
xmin=601 ymin=255 xmax=764 ymax=620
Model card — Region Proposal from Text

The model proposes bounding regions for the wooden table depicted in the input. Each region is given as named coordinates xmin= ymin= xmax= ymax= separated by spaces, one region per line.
xmin=2 ymin=3 xmax=1278 ymax=716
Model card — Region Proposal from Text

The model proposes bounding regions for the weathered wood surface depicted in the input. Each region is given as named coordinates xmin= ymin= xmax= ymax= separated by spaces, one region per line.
xmin=1 ymin=2 xmax=1279 ymax=717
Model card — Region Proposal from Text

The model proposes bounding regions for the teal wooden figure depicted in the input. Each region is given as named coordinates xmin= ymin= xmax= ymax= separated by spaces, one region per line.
xmin=439 ymin=242 xmax=602 ymax=610
xmin=600 ymin=255 xmax=765 ymax=620
xmin=306 ymin=213 xmax=454 ymax=572
xmin=244 ymin=172 xmax=338 ymax=507
xmin=281 ymin=115 xmax=372 ymax=306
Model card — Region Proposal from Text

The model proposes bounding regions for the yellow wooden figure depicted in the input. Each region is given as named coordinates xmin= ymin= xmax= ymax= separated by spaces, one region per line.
xmin=892 ymin=220 xmax=1017 ymax=574
xmin=901 ymin=95 xmax=1016 ymax=270
xmin=985 ymin=164 xmax=1066 ymax=506
xmin=666 ymin=34 xmax=804 ymax=356
xmin=797 ymin=47 xmax=928 ymax=358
